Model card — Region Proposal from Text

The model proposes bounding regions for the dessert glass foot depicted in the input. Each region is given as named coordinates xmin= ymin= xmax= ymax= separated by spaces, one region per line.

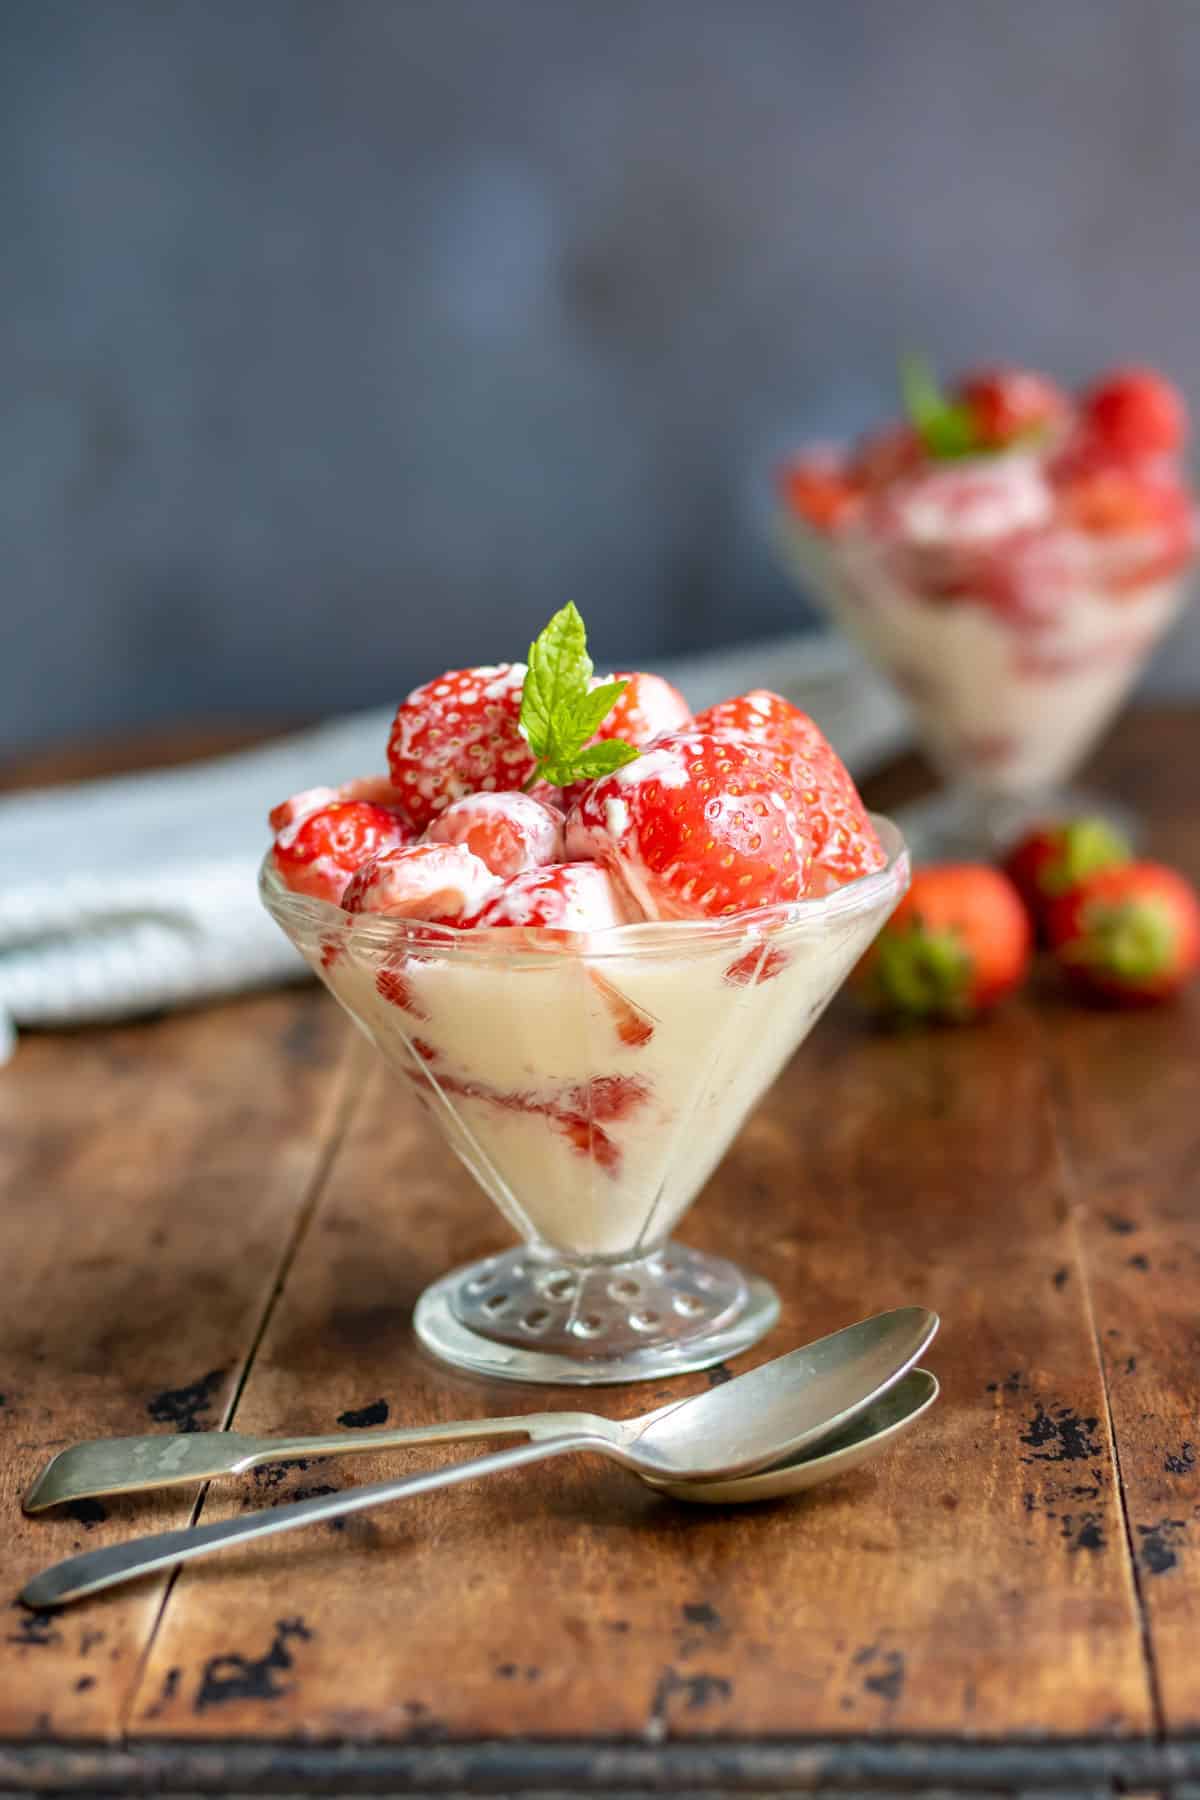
xmin=896 ymin=783 xmax=1140 ymax=862
xmin=262 ymin=818 xmax=908 ymax=1385
xmin=415 ymin=1244 xmax=779 ymax=1384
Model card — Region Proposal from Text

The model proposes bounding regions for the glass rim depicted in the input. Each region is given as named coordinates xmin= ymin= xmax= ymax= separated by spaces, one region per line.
xmin=259 ymin=812 xmax=909 ymax=962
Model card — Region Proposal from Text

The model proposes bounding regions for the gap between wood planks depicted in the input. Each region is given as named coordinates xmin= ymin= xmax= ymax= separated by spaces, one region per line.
xmin=117 ymin=1025 xmax=371 ymax=1735
xmin=1040 ymin=1033 xmax=1167 ymax=1738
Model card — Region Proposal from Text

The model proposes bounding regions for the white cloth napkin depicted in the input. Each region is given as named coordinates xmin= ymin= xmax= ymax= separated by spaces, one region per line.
xmin=0 ymin=635 xmax=906 ymax=1063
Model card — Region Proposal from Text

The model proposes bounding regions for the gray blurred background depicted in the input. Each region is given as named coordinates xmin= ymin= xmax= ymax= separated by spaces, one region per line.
xmin=5 ymin=0 xmax=1199 ymax=756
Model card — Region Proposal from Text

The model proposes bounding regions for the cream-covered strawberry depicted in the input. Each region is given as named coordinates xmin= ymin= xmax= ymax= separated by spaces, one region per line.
xmin=386 ymin=664 xmax=534 ymax=830
xmin=423 ymin=791 xmax=564 ymax=879
xmin=590 ymin=671 xmax=690 ymax=748
xmin=341 ymin=843 xmax=501 ymax=921
xmin=566 ymin=729 xmax=812 ymax=920
xmin=268 ymin=775 xmax=410 ymax=835
xmin=693 ymin=690 xmax=886 ymax=887
xmin=469 ymin=861 xmax=641 ymax=932
xmin=271 ymin=800 xmax=414 ymax=903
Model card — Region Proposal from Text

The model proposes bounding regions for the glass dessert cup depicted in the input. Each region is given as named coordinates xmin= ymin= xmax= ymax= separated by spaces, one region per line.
xmin=260 ymin=819 xmax=909 ymax=1385
xmin=778 ymin=511 xmax=1194 ymax=859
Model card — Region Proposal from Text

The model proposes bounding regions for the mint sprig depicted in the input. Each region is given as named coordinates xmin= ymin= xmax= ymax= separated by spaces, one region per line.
xmin=900 ymin=351 xmax=980 ymax=460
xmin=519 ymin=603 xmax=640 ymax=788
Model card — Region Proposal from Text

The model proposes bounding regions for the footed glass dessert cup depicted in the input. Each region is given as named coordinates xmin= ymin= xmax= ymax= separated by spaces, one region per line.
xmin=261 ymin=819 xmax=909 ymax=1384
xmin=779 ymin=510 xmax=1195 ymax=859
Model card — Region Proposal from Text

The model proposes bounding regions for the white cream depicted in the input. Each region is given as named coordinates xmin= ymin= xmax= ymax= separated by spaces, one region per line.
xmin=322 ymin=890 xmax=892 ymax=1260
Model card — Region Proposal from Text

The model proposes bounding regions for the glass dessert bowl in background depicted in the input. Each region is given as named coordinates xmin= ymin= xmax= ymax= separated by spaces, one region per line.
xmin=261 ymin=827 xmax=907 ymax=1384
xmin=261 ymin=605 xmax=908 ymax=1384
xmin=776 ymin=362 xmax=1198 ymax=857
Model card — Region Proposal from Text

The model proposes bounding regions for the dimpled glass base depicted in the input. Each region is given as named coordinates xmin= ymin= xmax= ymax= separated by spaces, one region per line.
xmin=415 ymin=1244 xmax=780 ymax=1385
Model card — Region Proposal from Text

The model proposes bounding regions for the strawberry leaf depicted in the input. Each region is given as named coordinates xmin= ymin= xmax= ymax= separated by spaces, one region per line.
xmin=519 ymin=604 xmax=639 ymax=788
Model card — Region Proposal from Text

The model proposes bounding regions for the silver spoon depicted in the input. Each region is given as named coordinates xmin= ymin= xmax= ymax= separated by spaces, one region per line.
xmin=21 ymin=1307 xmax=936 ymax=1609
xmin=24 ymin=1305 xmax=937 ymax=1514
xmin=650 ymin=1367 xmax=939 ymax=1503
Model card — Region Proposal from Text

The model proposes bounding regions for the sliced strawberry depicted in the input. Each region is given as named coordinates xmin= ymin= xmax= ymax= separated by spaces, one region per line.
xmin=588 ymin=968 xmax=655 ymax=1047
xmin=777 ymin=452 xmax=863 ymax=531
xmin=272 ymin=801 xmax=414 ymax=903
xmin=692 ymin=691 xmax=886 ymax=886
xmin=468 ymin=862 xmax=640 ymax=932
xmin=375 ymin=965 xmax=429 ymax=1017
xmin=563 ymin=1074 xmax=651 ymax=1123
xmin=565 ymin=729 xmax=813 ymax=920
xmin=723 ymin=944 xmax=790 ymax=986
xmin=423 ymin=792 xmax=564 ymax=879
xmin=852 ymin=865 xmax=1031 ymax=1022
xmin=268 ymin=775 xmax=410 ymax=835
xmin=554 ymin=1113 xmax=621 ymax=1174
xmin=386 ymin=664 xmax=534 ymax=831
xmin=1046 ymin=862 xmax=1200 ymax=1005
xmin=1081 ymin=367 xmax=1188 ymax=459
xmin=341 ymin=843 xmax=501 ymax=921
xmin=955 ymin=366 xmax=1069 ymax=450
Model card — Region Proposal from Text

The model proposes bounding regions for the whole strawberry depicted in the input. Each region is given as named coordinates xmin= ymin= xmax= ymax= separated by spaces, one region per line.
xmin=1046 ymin=862 xmax=1200 ymax=1006
xmin=1005 ymin=817 xmax=1131 ymax=939
xmin=853 ymin=865 xmax=1031 ymax=1022
xmin=387 ymin=663 xmax=535 ymax=831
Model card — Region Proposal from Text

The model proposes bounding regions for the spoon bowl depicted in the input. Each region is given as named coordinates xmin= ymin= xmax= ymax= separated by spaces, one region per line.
xmin=648 ymin=1367 xmax=939 ymax=1503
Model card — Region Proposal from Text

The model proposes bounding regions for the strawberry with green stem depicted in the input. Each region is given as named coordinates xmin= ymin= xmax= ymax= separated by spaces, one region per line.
xmin=853 ymin=864 xmax=1032 ymax=1023
xmin=1046 ymin=862 xmax=1200 ymax=1005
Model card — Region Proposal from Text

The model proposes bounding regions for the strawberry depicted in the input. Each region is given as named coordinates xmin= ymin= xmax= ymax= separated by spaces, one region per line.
xmin=386 ymin=664 xmax=534 ymax=831
xmin=777 ymin=453 xmax=863 ymax=531
xmin=423 ymin=792 xmax=564 ymax=879
xmin=1050 ymin=444 xmax=1195 ymax=587
xmin=341 ymin=843 xmax=501 ymax=921
xmin=271 ymin=801 xmax=414 ymax=903
xmin=1081 ymin=367 xmax=1188 ymax=459
xmin=1005 ymin=818 xmax=1131 ymax=938
xmin=268 ymin=775 xmax=409 ymax=835
xmin=955 ymin=366 xmax=1069 ymax=450
xmin=853 ymin=423 xmax=925 ymax=490
xmin=468 ymin=862 xmax=640 ymax=932
xmin=692 ymin=691 xmax=886 ymax=886
xmin=559 ymin=671 xmax=692 ymax=810
xmin=1046 ymin=862 xmax=1200 ymax=1005
xmin=565 ymin=729 xmax=812 ymax=920
xmin=591 ymin=670 xmax=691 ymax=748
xmin=852 ymin=865 xmax=1032 ymax=1022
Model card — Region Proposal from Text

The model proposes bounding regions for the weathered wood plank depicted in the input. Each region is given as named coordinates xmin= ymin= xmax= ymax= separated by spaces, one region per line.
xmin=0 ymin=990 xmax=359 ymax=1739
xmin=1036 ymin=706 xmax=1200 ymax=1736
xmin=130 ymin=994 xmax=1149 ymax=1740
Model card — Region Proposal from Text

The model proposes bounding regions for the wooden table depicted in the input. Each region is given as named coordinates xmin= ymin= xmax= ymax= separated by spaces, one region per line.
xmin=2 ymin=708 xmax=1199 ymax=1798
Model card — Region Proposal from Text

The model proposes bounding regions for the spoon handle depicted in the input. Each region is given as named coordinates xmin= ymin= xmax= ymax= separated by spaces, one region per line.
xmin=23 ymin=1412 xmax=575 ymax=1512
xmin=21 ymin=1433 xmax=598 ymax=1609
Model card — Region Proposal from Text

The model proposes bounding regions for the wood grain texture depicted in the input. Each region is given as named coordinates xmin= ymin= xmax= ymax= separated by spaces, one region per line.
xmin=0 ymin=990 xmax=358 ymax=1739
xmin=2 ymin=705 xmax=1198 ymax=1769
xmin=1037 ymin=727 xmax=1200 ymax=1738
xmin=128 ymin=1009 xmax=1148 ymax=1740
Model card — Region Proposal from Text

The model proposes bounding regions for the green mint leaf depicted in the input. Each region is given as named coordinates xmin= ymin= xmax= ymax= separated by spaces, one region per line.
xmin=569 ymin=739 xmax=641 ymax=778
xmin=570 ymin=679 xmax=628 ymax=742
xmin=520 ymin=601 xmax=592 ymax=768
xmin=899 ymin=351 xmax=980 ymax=460
xmin=519 ymin=605 xmax=640 ymax=788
